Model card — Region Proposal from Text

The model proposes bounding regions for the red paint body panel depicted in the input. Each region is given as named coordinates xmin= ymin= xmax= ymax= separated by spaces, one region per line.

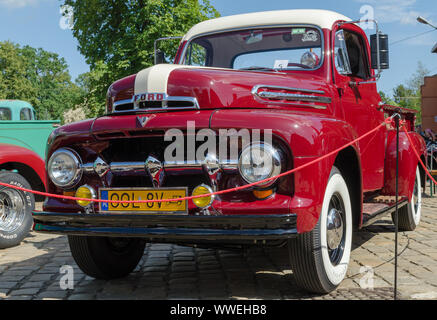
xmin=0 ymin=143 xmax=46 ymax=189
xmin=382 ymin=130 xmax=426 ymax=199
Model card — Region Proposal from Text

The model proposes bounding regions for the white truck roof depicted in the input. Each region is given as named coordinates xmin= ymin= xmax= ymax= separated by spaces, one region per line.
xmin=183 ymin=9 xmax=352 ymax=41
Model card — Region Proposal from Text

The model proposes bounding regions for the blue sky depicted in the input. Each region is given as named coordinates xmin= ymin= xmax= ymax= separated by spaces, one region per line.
xmin=0 ymin=0 xmax=436 ymax=95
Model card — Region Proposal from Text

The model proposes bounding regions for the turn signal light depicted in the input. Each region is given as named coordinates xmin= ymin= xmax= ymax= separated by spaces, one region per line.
xmin=75 ymin=185 xmax=95 ymax=208
xmin=192 ymin=185 xmax=214 ymax=208
xmin=253 ymin=189 xmax=274 ymax=200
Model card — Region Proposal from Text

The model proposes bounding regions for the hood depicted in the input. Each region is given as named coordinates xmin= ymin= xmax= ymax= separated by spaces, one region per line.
xmin=107 ymin=64 xmax=333 ymax=113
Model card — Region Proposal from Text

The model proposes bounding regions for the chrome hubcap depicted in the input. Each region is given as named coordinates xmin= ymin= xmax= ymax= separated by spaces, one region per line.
xmin=327 ymin=208 xmax=344 ymax=250
xmin=0 ymin=188 xmax=25 ymax=233
xmin=326 ymin=192 xmax=346 ymax=266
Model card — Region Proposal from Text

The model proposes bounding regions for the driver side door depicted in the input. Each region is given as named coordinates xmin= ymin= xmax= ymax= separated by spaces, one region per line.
xmin=332 ymin=25 xmax=385 ymax=192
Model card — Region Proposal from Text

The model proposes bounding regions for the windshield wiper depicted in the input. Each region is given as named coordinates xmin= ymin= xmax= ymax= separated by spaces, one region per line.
xmin=238 ymin=66 xmax=279 ymax=72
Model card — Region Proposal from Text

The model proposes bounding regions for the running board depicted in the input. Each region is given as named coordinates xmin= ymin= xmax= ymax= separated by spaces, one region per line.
xmin=362 ymin=198 xmax=408 ymax=227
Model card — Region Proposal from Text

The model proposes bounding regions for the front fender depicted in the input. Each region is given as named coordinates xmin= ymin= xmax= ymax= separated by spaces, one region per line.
xmin=0 ymin=143 xmax=46 ymax=189
xmin=382 ymin=130 xmax=426 ymax=199
xmin=210 ymin=109 xmax=362 ymax=233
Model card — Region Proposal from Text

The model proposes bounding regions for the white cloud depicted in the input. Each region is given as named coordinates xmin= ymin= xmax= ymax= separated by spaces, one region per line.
xmin=356 ymin=0 xmax=432 ymax=25
xmin=0 ymin=0 xmax=39 ymax=8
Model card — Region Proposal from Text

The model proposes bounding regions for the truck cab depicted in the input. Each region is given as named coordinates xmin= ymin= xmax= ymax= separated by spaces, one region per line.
xmin=0 ymin=100 xmax=36 ymax=121
xmin=0 ymin=100 xmax=60 ymax=159
xmin=33 ymin=9 xmax=427 ymax=293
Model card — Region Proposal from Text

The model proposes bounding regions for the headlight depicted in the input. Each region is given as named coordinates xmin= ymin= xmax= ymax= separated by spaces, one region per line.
xmin=238 ymin=143 xmax=281 ymax=186
xmin=48 ymin=148 xmax=82 ymax=188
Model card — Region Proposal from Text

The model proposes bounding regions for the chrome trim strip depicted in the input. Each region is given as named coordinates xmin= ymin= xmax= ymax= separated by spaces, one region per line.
xmin=113 ymin=99 xmax=133 ymax=108
xmin=251 ymin=84 xmax=331 ymax=109
xmin=252 ymin=84 xmax=326 ymax=95
xmin=81 ymin=159 xmax=239 ymax=175
xmin=110 ymin=162 xmax=146 ymax=174
xmin=112 ymin=96 xmax=200 ymax=113
xmin=257 ymin=91 xmax=331 ymax=104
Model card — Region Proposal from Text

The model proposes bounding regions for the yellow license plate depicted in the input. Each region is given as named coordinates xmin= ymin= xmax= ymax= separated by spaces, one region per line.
xmin=99 ymin=188 xmax=187 ymax=214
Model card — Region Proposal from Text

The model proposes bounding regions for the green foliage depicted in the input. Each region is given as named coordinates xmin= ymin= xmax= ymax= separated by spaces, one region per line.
xmin=63 ymin=0 xmax=220 ymax=117
xmin=393 ymin=62 xmax=429 ymax=124
xmin=0 ymin=42 xmax=36 ymax=104
xmin=378 ymin=91 xmax=398 ymax=106
xmin=0 ymin=41 xmax=84 ymax=121
xmin=380 ymin=62 xmax=430 ymax=124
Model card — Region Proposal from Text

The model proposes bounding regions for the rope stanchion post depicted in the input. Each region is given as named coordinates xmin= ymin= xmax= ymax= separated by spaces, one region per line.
xmin=393 ymin=112 xmax=401 ymax=301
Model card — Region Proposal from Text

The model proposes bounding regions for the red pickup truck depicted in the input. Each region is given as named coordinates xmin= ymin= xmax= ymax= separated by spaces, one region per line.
xmin=0 ymin=144 xmax=46 ymax=248
xmin=33 ymin=9 xmax=427 ymax=293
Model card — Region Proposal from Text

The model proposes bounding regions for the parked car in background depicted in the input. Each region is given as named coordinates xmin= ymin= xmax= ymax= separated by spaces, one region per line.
xmin=0 ymin=143 xmax=46 ymax=248
xmin=0 ymin=100 xmax=60 ymax=159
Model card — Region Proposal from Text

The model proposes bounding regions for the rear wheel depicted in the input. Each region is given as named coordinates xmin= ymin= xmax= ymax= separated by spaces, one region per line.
xmin=0 ymin=172 xmax=34 ymax=249
xmin=392 ymin=165 xmax=422 ymax=231
xmin=289 ymin=167 xmax=353 ymax=293
xmin=68 ymin=236 xmax=146 ymax=279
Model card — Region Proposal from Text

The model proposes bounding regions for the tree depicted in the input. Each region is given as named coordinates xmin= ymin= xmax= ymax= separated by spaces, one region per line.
xmin=63 ymin=0 xmax=220 ymax=116
xmin=378 ymin=91 xmax=398 ymax=105
xmin=391 ymin=62 xmax=430 ymax=124
xmin=0 ymin=42 xmax=36 ymax=103
xmin=0 ymin=41 xmax=84 ymax=121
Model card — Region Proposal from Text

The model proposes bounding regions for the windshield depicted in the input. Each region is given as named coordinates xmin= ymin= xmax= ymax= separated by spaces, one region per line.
xmin=182 ymin=26 xmax=323 ymax=71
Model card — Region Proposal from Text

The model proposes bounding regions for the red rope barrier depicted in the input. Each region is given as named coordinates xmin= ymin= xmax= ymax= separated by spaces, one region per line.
xmin=0 ymin=118 xmax=393 ymax=205
xmin=402 ymin=125 xmax=437 ymax=185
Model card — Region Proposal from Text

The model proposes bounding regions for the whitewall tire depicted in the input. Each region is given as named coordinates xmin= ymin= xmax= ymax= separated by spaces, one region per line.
xmin=289 ymin=166 xmax=352 ymax=293
xmin=393 ymin=165 xmax=422 ymax=231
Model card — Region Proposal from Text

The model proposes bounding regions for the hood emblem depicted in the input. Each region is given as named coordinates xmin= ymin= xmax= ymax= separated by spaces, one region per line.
xmin=137 ymin=116 xmax=149 ymax=128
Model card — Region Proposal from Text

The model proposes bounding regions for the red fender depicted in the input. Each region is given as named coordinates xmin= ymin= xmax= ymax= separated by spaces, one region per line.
xmin=0 ymin=143 xmax=46 ymax=190
xmin=382 ymin=131 xmax=426 ymax=199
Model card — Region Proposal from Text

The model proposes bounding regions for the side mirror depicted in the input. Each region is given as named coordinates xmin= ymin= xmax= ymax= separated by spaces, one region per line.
xmin=370 ymin=33 xmax=389 ymax=70
xmin=155 ymin=49 xmax=166 ymax=65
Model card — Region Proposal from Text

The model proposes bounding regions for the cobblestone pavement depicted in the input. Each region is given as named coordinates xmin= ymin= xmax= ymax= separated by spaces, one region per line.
xmin=1 ymin=195 xmax=437 ymax=300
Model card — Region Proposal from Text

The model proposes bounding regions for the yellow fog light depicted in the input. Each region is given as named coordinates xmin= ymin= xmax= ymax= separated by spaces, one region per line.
xmin=75 ymin=185 xmax=96 ymax=207
xmin=253 ymin=189 xmax=274 ymax=200
xmin=192 ymin=185 xmax=214 ymax=208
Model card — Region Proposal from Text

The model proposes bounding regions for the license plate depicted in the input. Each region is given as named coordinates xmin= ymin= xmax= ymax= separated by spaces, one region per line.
xmin=99 ymin=188 xmax=188 ymax=214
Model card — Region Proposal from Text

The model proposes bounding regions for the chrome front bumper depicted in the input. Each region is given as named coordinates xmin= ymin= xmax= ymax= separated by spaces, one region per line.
xmin=32 ymin=212 xmax=297 ymax=241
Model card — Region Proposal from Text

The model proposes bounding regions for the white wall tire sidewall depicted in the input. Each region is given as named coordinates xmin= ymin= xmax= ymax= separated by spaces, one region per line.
xmin=319 ymin=172 xmax=352 ymax=286
xmin=411 ymin=166 xmax=422 ymax=226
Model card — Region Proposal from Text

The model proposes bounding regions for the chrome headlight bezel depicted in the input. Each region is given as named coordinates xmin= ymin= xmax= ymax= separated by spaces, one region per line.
xmin=48 ymin=148 xmax=83 ymax=188
xmin=238 ymin=142 xmax=282 ymax=187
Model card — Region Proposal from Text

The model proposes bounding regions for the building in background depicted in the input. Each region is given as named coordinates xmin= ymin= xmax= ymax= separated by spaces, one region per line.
xmin=421 ymin=44 xmax=437 ymax=132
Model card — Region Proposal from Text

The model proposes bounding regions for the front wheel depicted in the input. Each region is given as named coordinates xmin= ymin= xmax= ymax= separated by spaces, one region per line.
xmin=68 ymin=236 xmax=146 ymax=279
xmin=392 ymin=165 xmax=422 ymax=231
xmin=0 ymin=172 xmax=34 ymax=249
xmin=289 ymin=167 xmax=353 ymax=293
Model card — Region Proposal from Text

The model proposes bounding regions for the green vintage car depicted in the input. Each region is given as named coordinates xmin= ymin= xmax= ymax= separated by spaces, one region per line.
xmin=0 ymin=100 xmax=60 ymax=159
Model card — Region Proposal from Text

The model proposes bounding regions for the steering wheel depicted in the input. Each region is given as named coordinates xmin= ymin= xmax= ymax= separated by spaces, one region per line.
xmin=287 ymin=62 xmax=312 ymax=69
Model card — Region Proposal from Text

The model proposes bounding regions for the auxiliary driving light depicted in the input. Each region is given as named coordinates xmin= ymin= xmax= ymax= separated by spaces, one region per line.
xmin=75 ymin=185 xmax=96 ymax=208
xmin=253 ymin=189 xmax=274 ymax=200
xmin=192 ymin=184 xmax=214 ymax=208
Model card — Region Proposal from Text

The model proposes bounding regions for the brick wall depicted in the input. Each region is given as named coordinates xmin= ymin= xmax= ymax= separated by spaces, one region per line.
xmin=421 ymin=75 xmax=437 ymax=131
